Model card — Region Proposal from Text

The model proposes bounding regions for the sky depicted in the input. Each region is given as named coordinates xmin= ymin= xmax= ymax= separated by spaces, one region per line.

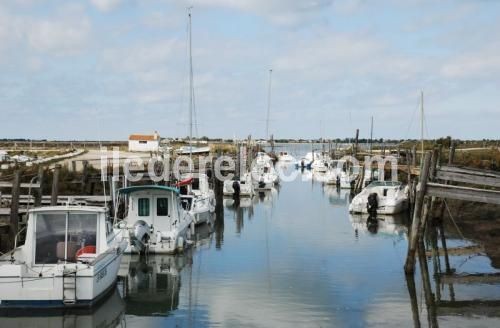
xmin=0 ymin=0 xmax=499 ymax=141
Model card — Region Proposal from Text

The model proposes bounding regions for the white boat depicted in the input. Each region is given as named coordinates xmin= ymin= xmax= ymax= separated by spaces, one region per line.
xmin=277 ymin=151 xmax=294 ymax=162
xmin=349 ymin=181 xmax=409 ymax=215
xmin=311 ymin=152 xmax=330 ymax=173
xmin=115 ymin=185 xmax=194 ymax=254
xmin=223 ymin=172 xmax=255 ymax=197
xmin=176 ymin=146 xmax=211 ymax=155
xmin=0 ymin=205 xmax=126 ymax=308
xmin=179 ymin=173 xmax=216 ymax=225
xmin=252 ymin=152 xmax=279 ymax=190
xmin=295 ymin=152 xmax=316 ymax=169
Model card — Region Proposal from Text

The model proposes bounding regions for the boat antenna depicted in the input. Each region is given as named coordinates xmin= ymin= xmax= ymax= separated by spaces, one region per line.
xmin=265 ymin=69 xmax=273 ymax=141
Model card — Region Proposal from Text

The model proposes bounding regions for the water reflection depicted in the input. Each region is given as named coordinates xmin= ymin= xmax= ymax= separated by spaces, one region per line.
xmin=121 ymin=254 xmax=189 ymax=317
xmin=349 ymin=213 xmax=409 ymax=239
xmin=0 ymin=288 xmax=125 ymax=328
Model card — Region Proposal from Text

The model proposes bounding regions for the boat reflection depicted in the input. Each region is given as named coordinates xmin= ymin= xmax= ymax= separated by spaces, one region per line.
xmin=349 ymin=213 xmax=409 ymax=239
xmin=0 ymin=287 xmax=125 ymax=327
xmin=323 ymin=185 xmax=351 ymax=207
xmin=120 ymin=254 xmax=191 ymax=317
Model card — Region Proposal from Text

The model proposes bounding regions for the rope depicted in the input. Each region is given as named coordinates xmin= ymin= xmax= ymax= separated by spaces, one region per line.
xmin=443 ymin=199 xmax=467 ymax=241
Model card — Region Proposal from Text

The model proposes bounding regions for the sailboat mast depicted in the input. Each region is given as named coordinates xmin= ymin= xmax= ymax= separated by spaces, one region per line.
xmin=188 ymin=7 xmax=193 ymax=161
xmin=265 ymin=69 xmax=273 ymax=141
xmin=420 ymin=91 xmax=424 ymax=161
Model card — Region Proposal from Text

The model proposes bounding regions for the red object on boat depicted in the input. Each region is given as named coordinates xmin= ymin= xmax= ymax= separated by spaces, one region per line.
xmin=176 ymin=178 xmax=193 ymax=187
xmin=76 ymin=245 xmax=96 ymax=257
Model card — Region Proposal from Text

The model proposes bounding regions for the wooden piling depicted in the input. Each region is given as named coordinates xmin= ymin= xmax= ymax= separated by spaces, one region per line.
xmin=354 ymin=129 xmax=359 ymax=157
xmin=405 ymin=274 xmax=422 ymax=328
xmin=81 ymin=160 xmax=89 ymax=194
xmin=51 ymin=164 xmax=61 ymax=206
xmin=405 ymin=151 xmax=432 ymax=274
xmin=448 ymin=141 xmax=455 ymax=165
xmin=417 ymin=241 xmax=439 ymax=328
xmin=34 ymin=166 xmax=44 ymax=207
xmin=412 ymin=145 xmax=417 ymax=167
xmin=9 ymin=169 xmax=21 ymax=248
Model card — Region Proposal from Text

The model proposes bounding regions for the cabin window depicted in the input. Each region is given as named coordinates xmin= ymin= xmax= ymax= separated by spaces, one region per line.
xmin=35 ymin=213 xmax=97 ymax=264
xmin=35 ymin=214 xmax=66 ymax=264
xmin=67 ymin=214 xmax=97 ymax=262
xmin=139 ymin=140 xmax=148 ymax=144
xmin=138 ymin=198 xmax=150 ymax=216
xmin=157 ymin=198 xmax=169 ymax=216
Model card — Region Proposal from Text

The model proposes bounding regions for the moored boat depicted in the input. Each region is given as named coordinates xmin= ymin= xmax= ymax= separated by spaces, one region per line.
xmin=349 ymin=181 xmax=409 ymax=215
xmin=0 ymin=205 xmax=126 ymax=308
xmin=115 ymin=185 xmax=194 ymax=254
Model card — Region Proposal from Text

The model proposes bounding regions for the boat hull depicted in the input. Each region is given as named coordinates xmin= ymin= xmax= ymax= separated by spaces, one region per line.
xmin=0 ymin=251 xmax=123 ymax=309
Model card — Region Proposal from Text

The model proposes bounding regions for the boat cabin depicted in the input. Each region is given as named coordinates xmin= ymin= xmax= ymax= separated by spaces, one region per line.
xmin=117 ymin=186 xmax=183 ymax=232
xmin=13 ymin=206 xmax=111 ymax=266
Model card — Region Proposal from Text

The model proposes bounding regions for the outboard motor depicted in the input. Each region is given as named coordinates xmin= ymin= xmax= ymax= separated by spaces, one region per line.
xmin=258 ymin=180 xmax=266 ymax=189
xmin=367 ymin=193 xmax=378 ymax=216
xmin=232 ymin=180 xmax=241 ymax=198
xmin=366 ymin=214 xmax=379 ymax=234
xmin=130 ymin=220 xmax=150 ymax=253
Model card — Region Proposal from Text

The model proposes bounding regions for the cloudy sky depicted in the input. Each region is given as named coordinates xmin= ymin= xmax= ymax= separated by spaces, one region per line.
xmin=0 ymin=0 xmax=499 ymax=140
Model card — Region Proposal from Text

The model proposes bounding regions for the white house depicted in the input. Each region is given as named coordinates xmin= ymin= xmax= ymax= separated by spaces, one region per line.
xmin=128 ymin=132 xmax=160 ymax=152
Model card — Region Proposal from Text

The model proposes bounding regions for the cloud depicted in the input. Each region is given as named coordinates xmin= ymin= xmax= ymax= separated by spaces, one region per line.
xmin=0 ymin=4 xmax=92 ymax=58
xmin=183 ymin=0 xmax=334 ymax=26
xmin=26 ymin=17 xmax=91 ymax=55
xmin=90 ymin=0 xmax=122 ymax=12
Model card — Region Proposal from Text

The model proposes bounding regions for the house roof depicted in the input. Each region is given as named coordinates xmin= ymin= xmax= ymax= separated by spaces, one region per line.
xmin=129 ymin=134 xmax=159 ymax=141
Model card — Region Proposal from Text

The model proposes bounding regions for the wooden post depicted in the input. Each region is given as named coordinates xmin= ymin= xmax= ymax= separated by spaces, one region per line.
xmin=354 ymin=129 xmax=359 ymax=157
xmin=9 ymin=169 xmax=21 ymax=248
xmin=417 ymin=241 xmax=439 ymax=328
xmin=448 ymin=141 xmax=455 ymax=165
xmin=405 ymin=274 xmax=421 ymax=328
xmin=34 ymin=166 xmax=44 ymax=207
xmin=51 ymin=164 xmax=61 ymax=206
xmin=81 ymin=160 xmax=89 ymax=193
xmin=405 ymin=151 xmax=432 ymax=274
xmin=412 ymin=145 xmax=417 ymax=167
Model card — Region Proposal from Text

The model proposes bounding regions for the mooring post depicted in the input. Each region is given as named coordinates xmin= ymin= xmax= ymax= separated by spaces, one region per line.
xmin=81 ymin=160 xmax=89 ymax=194
xmin=404 ymin=151 xmax=432 ymax=274
xmin=417 ymin=241 xmax=439 ymax=328
xmin=405 ymin=274 xmax=421 ymax=328
xmin=34 ymin=166 xmax=44 ymax=207
xmin=412 ymin=145 xmax=417 ymax=167
xmin=9 ymin=169 xmax=21 ymax=248
xmin=354 ymin=129 xmax=359 ymax=157
xmin=448 ymin=140 xmax=455 ymax=165
xmin=51 ymin=164 xmax=61 ymax=206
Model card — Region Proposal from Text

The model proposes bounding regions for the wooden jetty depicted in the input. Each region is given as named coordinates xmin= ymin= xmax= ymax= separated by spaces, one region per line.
xmin=403 ymin=144 xmax=500 ymax=327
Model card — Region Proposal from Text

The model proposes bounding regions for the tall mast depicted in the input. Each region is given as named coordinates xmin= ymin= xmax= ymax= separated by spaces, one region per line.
xmin=265 ymin=69 xmax=273 ymax=141
xmin=188 ymin=7 xmax=193 ymax=161
xmin=420 ymin=90 xmax=424 ymax=162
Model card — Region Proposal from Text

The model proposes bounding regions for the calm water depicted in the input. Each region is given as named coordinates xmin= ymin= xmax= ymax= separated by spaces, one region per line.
xmin=4 ymin=146 xmax=500 ymax=327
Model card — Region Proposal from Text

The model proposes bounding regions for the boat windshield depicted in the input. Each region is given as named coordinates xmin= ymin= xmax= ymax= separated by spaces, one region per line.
xmin=35 ymin=212 xmax=98 ymax=264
